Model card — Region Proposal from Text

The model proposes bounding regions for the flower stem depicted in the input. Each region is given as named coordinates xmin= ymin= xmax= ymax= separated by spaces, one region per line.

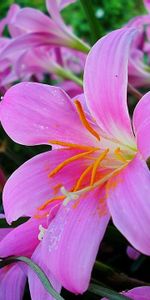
xmin=94 ymin=261 xmax=150 ymax=290
xmin=128 ymin=84 xmax=143 ymax=101
xmin=71 ymin=36 xmax=91 ymax=53
xmin=54 ymin=65 xmax=83 ymax=87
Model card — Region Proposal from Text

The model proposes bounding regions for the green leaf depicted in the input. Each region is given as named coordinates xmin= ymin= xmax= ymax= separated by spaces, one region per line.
xmin=80 ymin=0 xmax=102 ymax=44
xmin=0 ymin=256 xmax=64 ymax=300
xmin=89 ymin=283 xmax=132 ymax=300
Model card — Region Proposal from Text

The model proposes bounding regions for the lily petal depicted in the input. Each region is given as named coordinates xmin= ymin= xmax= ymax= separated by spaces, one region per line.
xmin=46 ymin=0 xmax=76 ymax=14
xmin=9 ymin=7 xmax=61 ymax=35
xmin=0 ymin=265 xmax=26 ymax=300
xmin=0 ymin=32 xmax=70 ymax=60
xmin=107 ymin=155 xmax=150 ymax=255
xmin=0 ymin=218 xmax=43 ymax=257
xmin=84 ymin=28 xmax=136 ymax=146
xmin=133 ymin=91 xmax=150 ymax=160
xmin=0 ymin=82 xmax=95 ymax=146
xmin=3 ymin=149 xmax=93 ymax=223
xmin=46 ymin=0 xmax=75 ymax=27
xmin=42 ymin=187 xmax=110 ymax=293
xmin=0 ymin=4 xmax=20 ymax=36
xmin=128 ymin=49 xmax=150 ymax=88
xmin=28 ymin=244 xmax=61 ymax=300
xmin=125 ymin=286 xmax=150 ymax=299
xmin=102 ymin=286 xmax=150 ymax=299
xmin=0 ymin=228 xmax=12 ymax=241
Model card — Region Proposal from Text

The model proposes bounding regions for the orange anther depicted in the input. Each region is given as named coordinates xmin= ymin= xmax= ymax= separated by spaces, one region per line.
xmin=49 ymin=140 xmax=94 ymax=151
xmin=38 ymin=195 xmax=65 ymax=211
xmin=74 ymin=100 xmax=100 ymax=141
xmin=48 ymin=148 xmax=99 ymax=177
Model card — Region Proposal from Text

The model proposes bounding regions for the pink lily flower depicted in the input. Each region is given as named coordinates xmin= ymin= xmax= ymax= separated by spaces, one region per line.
xmin=0 ymin=215 xmax=61 ymax=300
xmin=13 ymin=45 xmax=83 ymax=97
xmin=0 ymin=4 xmax=20 ymax=36
xmin=15 ymin=46 xmax=59 ymax=82
xmin=15 ymin=46 xmax=85 ymax=84
xmin=126 ymin=0 xmax=150 ymax=87
xmin=1 ymin=0 xmax=89 ymax=60
xmin=0 ymin=39 xmax=22 ymax=91
xmin=0 ymin=1 xmax=86 ymax=91
xmin=127 ymin=16 xmax=150 ymax=88
xmin=0 ymin=6 xmax=25 ymax=90
xmin=0 ymin=38 xmax=17 ymax=90
xmin=1 ymin=28 xmax=150 ymax=294
xmin=0 ymin=215 xmax=24 ymax=300
xmin=144 ymin=0 xmax=150 ymax=12
xmin=102 ymin=286 xmax=150 ymax=300
xmin=45 ymin=0 xmax=76 ymax=27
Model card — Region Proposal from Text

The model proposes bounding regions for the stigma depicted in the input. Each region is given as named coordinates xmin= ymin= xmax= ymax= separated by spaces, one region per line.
xmin=38 ymin=225 xmax=47 ymax=241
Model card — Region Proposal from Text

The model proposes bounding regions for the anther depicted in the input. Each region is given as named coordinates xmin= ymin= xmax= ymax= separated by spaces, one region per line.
xmin=74 ymin=100 xmax=100 ymax=141
xmin=48 ymin=148 xmax=98 ymax=177
xmin=48 ymin=140 xmax=93 ymax=151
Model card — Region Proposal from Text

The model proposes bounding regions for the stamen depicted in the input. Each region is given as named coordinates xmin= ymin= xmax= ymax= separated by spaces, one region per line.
xmin=38 ymin=195 xmax=65 ymax=211
xmin=73 ymin=164 xmax=94 ymax=192
xmin=48 ymin=148 xmax=99 ymax=177
xmin=34 ymin=212 xmax=49 ymax=219
xmin=90 ymin=149 xmax=109 ymax=185
xmin=114 ymin=147 xmax=127 ymax=163
xmin=74 ymin=163 xmax=127 ymax=196
xmin=74 ymin=100 xmax=100 ymax=141
xmin=49 ymin=140 xmax=94 ymax=151
xmin=47 ymin=163 xmax=127 ymax=211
